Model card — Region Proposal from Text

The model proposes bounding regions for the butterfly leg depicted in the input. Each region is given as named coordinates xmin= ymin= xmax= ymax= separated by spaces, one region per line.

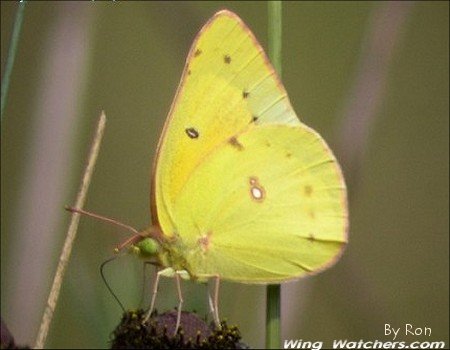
xmin=208 ymin=289 xmax=215 ymax=321
xmin=212 ymin=275 xmax=221 ymax=328
xmin=139 ymin=262 xmax=154 ymax=308
xmin=143 ymin=267 xmax=174 ymax=323
xmin=202 ymin=275 xmax=222 ymax=328
xmin=173 ymin=272 xmax=184 ymax=335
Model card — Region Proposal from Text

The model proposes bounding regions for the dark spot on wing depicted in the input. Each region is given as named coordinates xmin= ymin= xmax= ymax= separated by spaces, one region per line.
xmin=251 ymin=115 xmax=259 ymax=123
xmin=304 ymin=185 xmax=313 ymax=197
xmin=243 ymin=90 xmax=249 ymax=99
xmin=187 ymin=69 xmax=192 ymax=75
xmin=308 ymin=233 xmax=316 ymax=242
xmin=224 ymin=54 xmax=231 ymax=64
xmin=194 ymin=48 xmax=202 ymax=57
xmin=185 ymin=127 xmax=199 ymax=139
xmin=229 ymin=136 xmax=244 ymax=151
xmin=286 ymin=152 xmax=292 ymax=158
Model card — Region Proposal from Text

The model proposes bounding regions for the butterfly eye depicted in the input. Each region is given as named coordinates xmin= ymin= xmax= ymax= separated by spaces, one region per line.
xmin=185 ymin=127 xmax=199 ymax=139
xmin=135 ymin=238 xmax=160 ymax=257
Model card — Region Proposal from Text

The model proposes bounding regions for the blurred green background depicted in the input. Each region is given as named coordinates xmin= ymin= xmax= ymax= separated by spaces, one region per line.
xmin=1 ymin=1 xmax=448 ymax=349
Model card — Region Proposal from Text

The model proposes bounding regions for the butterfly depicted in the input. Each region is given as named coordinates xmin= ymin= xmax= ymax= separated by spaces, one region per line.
xmin=70 ymin=9 xmax=348 ymax=332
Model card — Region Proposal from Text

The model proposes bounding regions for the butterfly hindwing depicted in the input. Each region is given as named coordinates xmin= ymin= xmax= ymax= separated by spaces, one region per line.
xmin=172 ymin=125 xmax=347 ymax=282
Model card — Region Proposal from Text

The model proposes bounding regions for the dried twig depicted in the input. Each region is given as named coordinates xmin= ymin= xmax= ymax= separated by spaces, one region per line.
xmin=34 ymin=111 xmax=107 ymax=349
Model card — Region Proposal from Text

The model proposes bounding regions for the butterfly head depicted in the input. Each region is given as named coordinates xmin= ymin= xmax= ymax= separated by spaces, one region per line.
xmin=130 ymin=237 xmax=160 ymax=259
xmin=112 ymin=225 xmax=166 ymax=263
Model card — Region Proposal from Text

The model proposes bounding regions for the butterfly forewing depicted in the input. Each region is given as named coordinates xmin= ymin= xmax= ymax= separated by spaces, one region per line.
xmin=152 ymin=10 xmax=300 ymax=236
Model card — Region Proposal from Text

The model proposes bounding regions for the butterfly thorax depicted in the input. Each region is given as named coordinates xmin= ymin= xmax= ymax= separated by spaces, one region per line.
xmin=134 ymin=226 xmax=195 ymax=277
xmin=158 ymin=234 xmax=195 ymax=276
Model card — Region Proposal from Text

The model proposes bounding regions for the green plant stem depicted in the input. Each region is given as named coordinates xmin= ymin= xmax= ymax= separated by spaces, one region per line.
xmin=266 ymin=284 xmax=281 ymax=349
xmin=268 ymin=1 xmax=282 ymax=77
xmin=266 ymin=2 xmax=282 ymax=349
xmin=1 ymin=1 xmax=26 ymax=125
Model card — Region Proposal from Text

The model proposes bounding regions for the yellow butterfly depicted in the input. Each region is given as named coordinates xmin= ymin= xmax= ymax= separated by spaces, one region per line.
xmin=71 ymin=9 xmax=347 ymax=331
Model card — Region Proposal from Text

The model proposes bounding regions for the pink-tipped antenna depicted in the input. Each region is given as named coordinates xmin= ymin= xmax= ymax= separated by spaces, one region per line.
xmin=65 ymin=206 xmax=145 ymax=252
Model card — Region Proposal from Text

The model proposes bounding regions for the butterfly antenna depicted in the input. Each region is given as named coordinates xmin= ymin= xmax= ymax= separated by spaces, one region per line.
xmin=65 ymin=206 xmax=146 ymax=252
xmin=65 ymin=206 xmax=141 ymax=235
xmin=100 ymin=256 xmax=126 ymax=312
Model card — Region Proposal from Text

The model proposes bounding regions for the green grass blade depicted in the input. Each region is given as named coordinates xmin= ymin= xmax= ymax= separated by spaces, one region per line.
xmin=1 ymin=1 xmax=26 ymax=125
xmin=266 ymin=284 xmax=281 ymax=349
xmin=268 ymin=1 xmax=282 ymax=76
